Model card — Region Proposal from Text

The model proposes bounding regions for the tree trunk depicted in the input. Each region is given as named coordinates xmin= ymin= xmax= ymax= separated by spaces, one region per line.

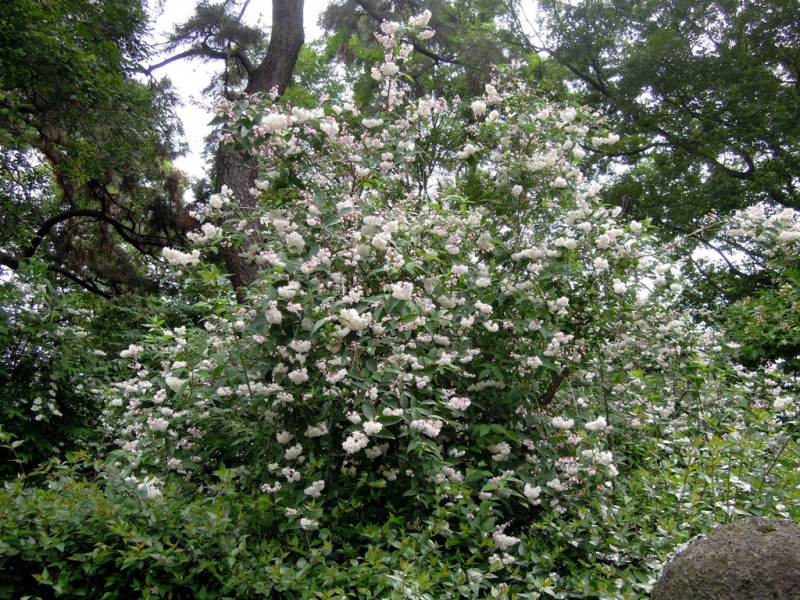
xmin=217 ymin=0 xmax=305 ymax=299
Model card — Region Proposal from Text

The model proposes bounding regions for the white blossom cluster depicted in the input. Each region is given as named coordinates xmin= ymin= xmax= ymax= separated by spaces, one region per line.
xmin=99 ymin=11 xmax=799 ymax=570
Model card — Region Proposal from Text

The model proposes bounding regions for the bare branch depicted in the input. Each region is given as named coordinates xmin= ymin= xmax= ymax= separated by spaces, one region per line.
xmin=143 ymin=44 xmax=254 ymax=76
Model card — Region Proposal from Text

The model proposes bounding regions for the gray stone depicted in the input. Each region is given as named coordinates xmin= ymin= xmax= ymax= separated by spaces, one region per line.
xmin=652 ymin=517 xmax=800 ymax=600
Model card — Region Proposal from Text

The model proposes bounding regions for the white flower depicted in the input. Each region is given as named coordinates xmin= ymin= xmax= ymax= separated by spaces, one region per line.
xmin=165 ymin=376 xmax=186 ymax=392
xmin=284 ymin=443 xmax=304 ymax=461
xmin=189 ymin=222 xmax=221 ymax=244
xmin=137 ymin=476 xmax=164 ymax=499
xmin=266 ymin=306 xmax=283 ymax=325
xmin=305 ymin=423 xmax=329 ymax=438
xmin=120 ymin=344 xmax=143 ymax=358
xmin=208 ymin=194 xmax=225 ymax=209
xmin=585 ymin=416 xmax=608 ymax=432
xmin=390 ymin=281 xmax=414 ymax=300
xmin=560 ymin=107 xmax=577 ymax=123
xmin=289 ymin=339 xmax=312 ymax=354
xmin=342 ymin=430 xmax=369 ymax=454
xmin=381 ymin=61 xmax=400 ymax=77
xmin=593 ymin=257 xmax=609 ymax=270
xmin=613 ymin=280 xmax=628 ymax=294
xmin=457 ymin=143 xmax=477 ymax=160
xmin=409 ymin=9 xmax=432 ymax=26
xmin=371 ymin=231 xmax=391 ymax=250
xmin=410 ymin=418 xmax=443 ymax=438
xmin=417 ymin=29 xmax=435 ymax=40
xmin=380 ymin=20 xmax=400 ymax=35
xmin=475 ymin=301 xmax=493 ymax=315
xmin=276 ymin=431 xmax=294 ymax=444
xmin=261 ymin=481 xmax=281 ymax=494
xmin=162 ymin=248 xmax=200 ymax=267
xmin=777 ymin=230 xmax=800 ymax=242
xmin=339 ymin=308 xmax=372 ymax=331
xmin=447 ymin=397 xmax=471 ymax=411
xmin=362 ymin=118 xmax=384 ymax=128
xmin=554 ymin=237 xmax=577 ymax=250
xmin=304 ymin=479 xmax=325 ymax=498
xmin=288 ymin=368 xmax=309 ymax=385
xmin=492 ymin=530 xmax=521 ymax=551
xmin=261 ymin=113 xmax=290 ymax=132
xmin=774 ymin=396 xmax=793 ymax=411
xmin=282 ymin=467 xmax=301 ymax=483
xmin=552 ymin=176 xmax=569 ymax=189
xmin=551 ymin=416 xmax=574 ymax=430
xmin=523 ymin=483 xmax=542 ymax=503
xmin=363 ymin=419 xmax=384 ymax=435
xmin=300 ymin=517 xmax=318 ymax=530
xmin=488 ymin=441 xmax=511 ymax=461
xmin=319 ymin=117 xmax=339 ymax=137
xmin=278 ymin=281 xmax=301 ymax=299
xmin=286 ymin=231 xmax=305 ymax=251
xmin=147 ymin=416 xmax=169 ymax=432
xmin=471 ymin=100 xmax=487 ymax=116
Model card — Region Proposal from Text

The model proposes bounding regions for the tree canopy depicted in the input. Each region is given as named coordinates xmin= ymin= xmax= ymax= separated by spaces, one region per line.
xmin=530 ymin=0 xmax=800 ymax=238
xmin=0 ymin=0 xmax=189 ymax=296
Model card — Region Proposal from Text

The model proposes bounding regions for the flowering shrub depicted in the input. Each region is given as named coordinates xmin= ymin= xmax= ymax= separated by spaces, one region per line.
xmin=109 ymin=22 xmax=663 ymax=520
xmin=3 ymin=12 xmax=799 ymax=599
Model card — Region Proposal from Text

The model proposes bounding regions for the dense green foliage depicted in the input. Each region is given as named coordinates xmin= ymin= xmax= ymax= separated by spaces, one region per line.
xmin=533 ymin=0 xmax=800 ymax=233
xmin=0 ymin=0 xmax=184 ymax=296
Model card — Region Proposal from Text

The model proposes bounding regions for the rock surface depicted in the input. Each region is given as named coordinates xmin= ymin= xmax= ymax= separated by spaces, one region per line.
xmin=651 ymin=517 xmax=800 ymax=600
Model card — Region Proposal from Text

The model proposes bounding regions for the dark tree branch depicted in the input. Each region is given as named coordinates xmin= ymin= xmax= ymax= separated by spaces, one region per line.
xmin=352 ymin=0 xmax=461 ymax=66
xmin=0 ymin=251 xmax=20 ymax=271
xmin=45 ymin=262 xmax=115 ymax=298
xmin=143 ymin=43 xmax=254 ymax=76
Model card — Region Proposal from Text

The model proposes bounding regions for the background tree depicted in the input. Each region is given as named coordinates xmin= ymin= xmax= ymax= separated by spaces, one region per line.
xmin=153 ymin=0 xmax=305 ymax=296
xmin=0 ymin=0 xmax=186 ymax=296
xmin=524 ymin=0 xmax=800 ymax=244
xmin=320 ymin=0 xmax=568 ymax=107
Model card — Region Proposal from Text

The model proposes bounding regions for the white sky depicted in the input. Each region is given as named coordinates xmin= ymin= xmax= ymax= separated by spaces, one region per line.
xmin=149 ymin=1 xmax=540 ymax=183
xmin=149 ymin=1 xmax=327 ymax=181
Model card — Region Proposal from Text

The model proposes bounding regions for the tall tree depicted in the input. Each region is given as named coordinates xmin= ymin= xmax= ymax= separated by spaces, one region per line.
xmin=0 ymin=0 xmax=186 ymax=296
xmin=155 ymin=0 xmax=305 ymax=296
xmin=522 ymin=0 xmax=800 ymax=244
xmin=320 ymin=0 xmax=547 ymax=105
